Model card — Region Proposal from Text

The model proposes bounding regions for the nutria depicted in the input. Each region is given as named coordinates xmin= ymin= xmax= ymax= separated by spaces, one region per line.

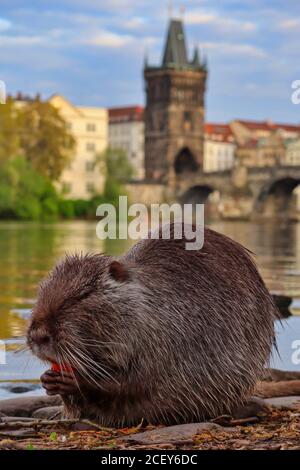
xmin=27 ymin=223 xmax=279 ymax=426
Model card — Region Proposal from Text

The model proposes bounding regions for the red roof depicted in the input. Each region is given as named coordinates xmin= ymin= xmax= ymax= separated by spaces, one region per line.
xmin=236 ymin=119 xmax=300 ymax=133
xmin=109 ymin=106 xmax=144 ymax=123
xmin=236 ymin=120 xmax=272 ymax=131
xmin=273 ymin=122 xmax=300 ymax=132
xmin=205 ymin=123 xmax=234 ymax=143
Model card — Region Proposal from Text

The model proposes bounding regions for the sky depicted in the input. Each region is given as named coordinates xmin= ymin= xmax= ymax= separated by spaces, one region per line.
xmin=0 ymin=0 xmax=300 ymax=123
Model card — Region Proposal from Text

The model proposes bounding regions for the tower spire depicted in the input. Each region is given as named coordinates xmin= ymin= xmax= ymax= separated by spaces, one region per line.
xmin=192 ymin=46 xmax=200 ymax=66
xmin=180 ymin=5 xmax=185 ymax=19
xmin=168 ymin=0 xmax=173 ymax=18
xmin=162 ymin=18 xmax=188 ymax=66
xmin=144 ymin=50 xmax=149 ymax=69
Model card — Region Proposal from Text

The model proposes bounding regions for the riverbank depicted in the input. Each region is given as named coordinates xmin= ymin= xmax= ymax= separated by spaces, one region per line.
xmin=0 ymin=395 xmax=300 ymax=450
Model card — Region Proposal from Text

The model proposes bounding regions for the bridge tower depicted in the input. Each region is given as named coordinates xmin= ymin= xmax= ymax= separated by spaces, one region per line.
xmin=144 ymin=17 xmax=207 ymax=184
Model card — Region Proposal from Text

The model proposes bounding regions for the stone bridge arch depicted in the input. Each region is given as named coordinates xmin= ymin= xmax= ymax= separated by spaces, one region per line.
xmin=179 ymin=185 xmax=215 ymax=204
xmin=174 ymin=147 xmax=198 ymax=175
xmin=178 ymin=184 xmax=221 ymax=219
xmin=255 ymin=176 xmax=300 ymax=219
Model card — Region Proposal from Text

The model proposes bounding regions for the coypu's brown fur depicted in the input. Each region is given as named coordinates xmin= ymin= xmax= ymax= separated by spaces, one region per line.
xmin=27 ymin=224 xmax=279 ymax=426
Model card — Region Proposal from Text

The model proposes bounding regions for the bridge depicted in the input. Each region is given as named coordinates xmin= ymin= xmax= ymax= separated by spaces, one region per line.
xmin=173 ymin=165 xmax=300 ymax=220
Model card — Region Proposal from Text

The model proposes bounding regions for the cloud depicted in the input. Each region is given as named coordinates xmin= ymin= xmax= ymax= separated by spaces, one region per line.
xmin=81 ymin=28 xmax=156 ymax=50
xmin=0 ymin=18 xmax=11 ymax=31
xmin=123 ymin=16 xmax=146 ymax=30
xmin=1 ymin=0 xmax=299 ymax=122
xmin=202 ymin=42 xmax=266 ymax=58
xmin=0 ymin=35 xmax=44 ymax=46
xmin=278 ymin=18 xmax=300 ymax=31
xmin=82 ymin=30 xmax=134 ymax=48
xmin=185 ymin=9 xmax=257 ymax=33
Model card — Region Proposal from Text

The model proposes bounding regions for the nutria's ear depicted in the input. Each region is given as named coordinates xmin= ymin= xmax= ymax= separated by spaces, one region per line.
xmin=109 ymin=261 xmax=129 ymax=282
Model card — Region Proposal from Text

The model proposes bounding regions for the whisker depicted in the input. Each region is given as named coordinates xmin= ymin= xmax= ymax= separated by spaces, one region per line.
xmin=63 ymin=344 xmax=119 ymax=390
xmin=58 ymin=347 xmax=84 ymax=398
xmin=68 ymin=346 xmax=118 ymax=383
xmin=14 ymin=344 xmax=30 ymax=354
xmin=63 ymin=346 xmax=105 ymax=390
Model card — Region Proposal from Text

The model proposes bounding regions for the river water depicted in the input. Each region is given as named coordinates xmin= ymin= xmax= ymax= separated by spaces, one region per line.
xmin=0 ymin=220 xmax=300 ymax=399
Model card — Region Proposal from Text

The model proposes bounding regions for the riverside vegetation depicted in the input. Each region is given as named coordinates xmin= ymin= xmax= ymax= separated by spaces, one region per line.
xmin=0 ymin=96 xmax=133 ymax=221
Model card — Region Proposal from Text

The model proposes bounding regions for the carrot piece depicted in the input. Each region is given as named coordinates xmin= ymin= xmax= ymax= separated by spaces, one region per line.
xmin=51 ymin=362 xmax=73 ymax=373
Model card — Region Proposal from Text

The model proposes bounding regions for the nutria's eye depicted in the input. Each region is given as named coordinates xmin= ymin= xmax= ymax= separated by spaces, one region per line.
xmin=109 ymin=261 xmax=129 ymax=282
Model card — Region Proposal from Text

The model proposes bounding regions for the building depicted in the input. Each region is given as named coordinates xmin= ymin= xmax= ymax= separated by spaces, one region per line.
xmin=231 ymin=120 xmax=300 ymax=168
xmin=236 ymin=132 xmax=285 ymax=168
xmin=231 ymin=119 xmax=300 ymax=146
xmin=49 ymin=94 xmax=108 ymax=199
xmin=108 ymin=106 xmax=144 ymax=179
xmin=256 ymin=132 xmax=285 ymax=167
xmin=285 ymin=138 xmax=300 ymax=166
xmin=144 ymin=17 xmax=207 ymax=183
xmin=204 ymin=123 xmax=236 ymax=172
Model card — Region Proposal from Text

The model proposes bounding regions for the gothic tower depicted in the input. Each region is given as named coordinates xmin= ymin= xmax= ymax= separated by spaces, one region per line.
xmin=144 ymin=18 xmax=207 ymax=184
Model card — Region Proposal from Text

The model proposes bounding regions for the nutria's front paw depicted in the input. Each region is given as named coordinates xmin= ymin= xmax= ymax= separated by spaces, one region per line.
xmin=41 ymin=369 xmax=78 ymax=396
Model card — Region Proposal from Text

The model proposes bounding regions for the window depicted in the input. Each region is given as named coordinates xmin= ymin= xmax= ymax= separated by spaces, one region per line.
xmin=87 ymin=123 xmax=96 ymax=132
xmin=86 ymin=182 xmax=95 ymax=193
xmin=62 ymin=182 xmax=72 ymax=194
xmin=183 ymin=111 xmax=192 ymax=132
xmin=86 ymin=142 xmax=96 ymax=152
xmin=86 ymin=161 xmax=95 ymax=172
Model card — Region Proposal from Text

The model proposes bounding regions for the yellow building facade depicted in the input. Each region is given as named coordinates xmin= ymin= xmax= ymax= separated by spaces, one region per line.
xmin=49 ymin=94 xmax=108 ymax=200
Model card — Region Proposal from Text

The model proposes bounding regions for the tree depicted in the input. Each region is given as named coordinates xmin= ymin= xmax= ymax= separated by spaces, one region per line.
xmin=18 ymin=98 xmax=76 ymax=181
xmin=96 ymin=147 xmax=134 ymax=204
xmin=0 ymin=97 xmax=20 ymax=164
xmin=0 ymin=156 xmax=60 ymax=220
xmin=100 ymin=147 xmax=134 ymax=183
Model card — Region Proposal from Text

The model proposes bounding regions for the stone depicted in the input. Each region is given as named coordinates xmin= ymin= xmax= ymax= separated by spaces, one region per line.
xmin=0 ymin=395 xmax=62 ymax=417
xmin=263 ymin=396 xmax=300 ymax=410
xmin=8 ymin=384 xmax=40 ymax=394
xmin=0 ymin=429 xmax=38 ymax=438
xmin=0 ymin=416 xmax=36 ymax=423
xmin=0 ymin=382 xmax=41 ymax=395
xmin=263 ymin=368 xmax=300 ymax=382
xmin=32 ymin=406 xmax=63 ymax=420
xmin=232 ymin=397 xmax=269 ymax=419
xmin=119 ymin=422 xmax=237 ymax=445
xmin=0 ymin=439 xmax=24 ymax=450
xmin=71 ymin=421 xmax=102 ymax=431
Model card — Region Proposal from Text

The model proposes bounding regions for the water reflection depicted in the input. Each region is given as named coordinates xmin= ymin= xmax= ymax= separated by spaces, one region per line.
xmin=0 ymin=220 xmax=300 ymax=398
xmin=210 ymin=220 xmax=300 ymax=298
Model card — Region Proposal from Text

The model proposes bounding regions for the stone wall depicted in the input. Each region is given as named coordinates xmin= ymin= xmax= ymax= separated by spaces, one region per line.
xmin=125 ymin=182 xmax=168 ymax=206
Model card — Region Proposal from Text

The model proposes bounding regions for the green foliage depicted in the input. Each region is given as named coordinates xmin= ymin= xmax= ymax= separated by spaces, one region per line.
xmin=96 ymin=147 xmax=134 ymax=207
xmin=101 ymin=147 xmax=134 ymax=183
xmin=0 ymin=107 xmax=134 ymax=219
xmin=26 ymin=444 xmax=35 ymax=451
xmin=0 ymin=97 xmax=20 ymax=164
xmin=18 ymin=98 xmax=76 ymax=181
xmin=104 ymin=179 xmax=123 ymax=205
xmin=0 ymin=156 xmax=60 ymax=220
xmin=71 ymin=199 xmax=90 ymax=218
xmin=58 ymin=199 xmax=75 ymax=219
xmin=49 ymin=432 xmax=58 ymax=442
